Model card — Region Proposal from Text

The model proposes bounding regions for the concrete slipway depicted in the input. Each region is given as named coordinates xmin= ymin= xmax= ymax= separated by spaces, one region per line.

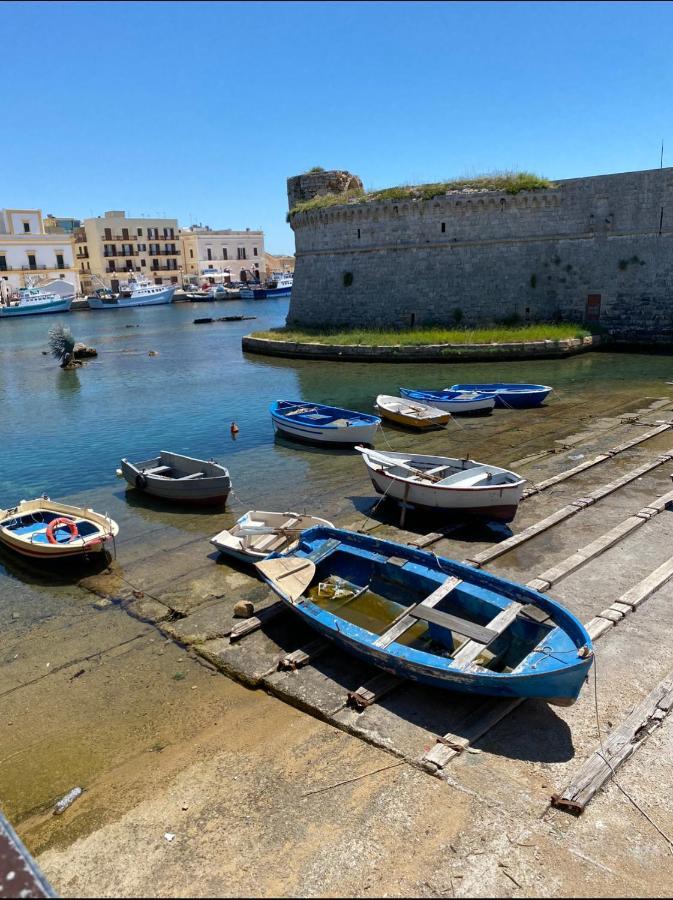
xmin=6 ymin=396 xmax=673 ymax=896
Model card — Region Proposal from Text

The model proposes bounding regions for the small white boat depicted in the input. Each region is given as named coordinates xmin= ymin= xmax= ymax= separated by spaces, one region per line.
xmin=88 ymin=275 xmax=176 ymax=308
xmin=119 ymin=451 xmax=231 ymax=505
xmin=270 ymin=400 xmax=381 ymax=445
xmin=0 ymin=286 xmax=72 ymax=317
xmin=374 ymin=394 xmax=450 ymax=429
xmin=0 ymin=498 xmax=118 ymax=561
xmin=210 ymin=510 xmax=334 ymax=564
xmin=356 ymin=446 xmax=526 ymax=523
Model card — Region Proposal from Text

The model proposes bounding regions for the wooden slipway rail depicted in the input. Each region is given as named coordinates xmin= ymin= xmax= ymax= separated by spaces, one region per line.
xmin=422 ymin=485 xmax=673 ymax=779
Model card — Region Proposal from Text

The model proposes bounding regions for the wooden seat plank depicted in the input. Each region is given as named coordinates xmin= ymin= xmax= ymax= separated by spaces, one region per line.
xmin=373 ymin=576 xmax=462 ymax=649
xmin=452 ymin=601 xmax=523 ymax=667
xmin=409 ymin=606 xmax=498 ymax=644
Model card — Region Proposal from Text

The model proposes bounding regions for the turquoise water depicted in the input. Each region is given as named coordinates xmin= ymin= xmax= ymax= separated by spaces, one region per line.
xmin=2 ymin=300 xmax=673 ymax=514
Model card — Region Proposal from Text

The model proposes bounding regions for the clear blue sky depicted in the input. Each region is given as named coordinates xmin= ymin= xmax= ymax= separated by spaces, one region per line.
xmin=2 ymin=0 xmax=673 ymax=253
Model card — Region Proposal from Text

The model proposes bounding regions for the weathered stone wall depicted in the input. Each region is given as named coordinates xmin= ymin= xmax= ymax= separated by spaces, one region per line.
xmin=286 ymin=168 xmax=673 ymax=335
xmin=287 ymin=170 xmax=363 ymax=212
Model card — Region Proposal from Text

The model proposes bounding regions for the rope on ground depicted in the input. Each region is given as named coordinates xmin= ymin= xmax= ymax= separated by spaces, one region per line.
xmin=592 ymin=656 xmax=673 ymax=854
xmin=301 ymin=761 xmax=405 ymax=797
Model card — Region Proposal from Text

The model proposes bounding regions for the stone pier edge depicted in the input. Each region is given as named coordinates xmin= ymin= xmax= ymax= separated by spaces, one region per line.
xmin=241 ymin=333 xmax=600 ymax=363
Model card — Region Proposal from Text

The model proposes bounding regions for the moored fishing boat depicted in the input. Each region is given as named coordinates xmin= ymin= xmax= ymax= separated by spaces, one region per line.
xmin=88 ymin=275 xmax=176 ymax=308
xmin=356 ymin=446 xmax=525 ymax=522
xmin=0 ymin=498 xmax=118 ymax=561
xmin=0 ymin=286 xmax=72 ymax=317
xmin=255 ymin=526 xmax=594 ymax=705
xmin=399 ymin=388 xmax=495 ymax=415
xmin=119 ymin=451 xmax=231 ymax=505
xmin=450 ymin=383 xmax=553 ymax=408
xmin=210 ymin=510 xmax=334 ymax=564
xmin=270 ymin=400 xmax=381 ymax=445
xmin=374 ymin=394 xmax=451 ymax=429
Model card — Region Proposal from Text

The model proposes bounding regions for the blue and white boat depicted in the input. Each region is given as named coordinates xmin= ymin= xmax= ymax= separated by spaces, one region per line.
xmin=0 ymin=286 xmax=72 ymax=317
xmin=88 ymin=275 xmax=176 ymax=309
xmin=270 ymin=400 xmax=381 ymax=445
xmin=450 ymin=383 xmax=553 ymax=409
xmin=240 ymin=272 xmax=293 ymax=299
xmin=256 ymin=526 xmax=594 ymax=705
xmin=400 ymin=388 xmax=495 ymax=415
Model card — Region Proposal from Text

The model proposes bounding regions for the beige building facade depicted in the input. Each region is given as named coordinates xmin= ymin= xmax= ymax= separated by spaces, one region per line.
xmin=0 ymin=208 xmax=78 ymax=292
xmin=180 ymin=227 xmax=265 ymax=284
xmin=76 ymin=211 xmax=182 ymax=293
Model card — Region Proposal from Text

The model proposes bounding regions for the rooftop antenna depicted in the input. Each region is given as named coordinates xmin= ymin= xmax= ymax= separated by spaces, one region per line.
xmin=661 ymin=139 xmax=664 ymax=169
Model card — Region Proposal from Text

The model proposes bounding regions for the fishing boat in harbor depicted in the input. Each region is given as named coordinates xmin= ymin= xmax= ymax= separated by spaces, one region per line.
xmin=374 ymin=394 xmax=451 ymax=429
xmin=119 ymin=451 xmax=231 ymax=505
xmin=0 ymin=285 xmax=72 ymax=317
xmin=210 ymin=510 xmax=334 ymax=564
xmin=88 ymin=274 xmax=176 ymax=309
xmin=255 ymin=526 xmax=594 ymax=704
xmin=0 ymin=498 xmax=118 ymax=561
xmin=399 ymin=388 xmax=495 ymax=415
xmin=450 ymin=383 xmax=553 ymax=408
xmin=356 ymin=446 xmax=526 ymax=522
xmin=270 ymin=400 xmax=381 ymax=445
xmin=240 ymin=272 xmax=293 ymax=299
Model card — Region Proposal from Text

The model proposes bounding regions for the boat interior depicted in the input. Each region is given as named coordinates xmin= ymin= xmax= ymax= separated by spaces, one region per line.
xmin=380 ymin=457 xmax=520 ymax=487
xmin=278 ymin=404 xmax=372 ymax=426
xmin=135 ymin=455 xmax=222 ymax=481
xmin=0 ymin=510 xmax=102 ymax=543
xmin=306 ymin=548 xmax=555 ymax=673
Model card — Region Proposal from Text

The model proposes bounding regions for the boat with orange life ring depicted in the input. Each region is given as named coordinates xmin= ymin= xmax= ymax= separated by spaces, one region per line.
xmin=0 ymin=498 xmax=119 ymax=562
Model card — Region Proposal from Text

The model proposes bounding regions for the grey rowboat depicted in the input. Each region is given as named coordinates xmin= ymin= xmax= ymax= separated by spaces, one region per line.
xmin=119 ymin=450 xmax=231 ymax=505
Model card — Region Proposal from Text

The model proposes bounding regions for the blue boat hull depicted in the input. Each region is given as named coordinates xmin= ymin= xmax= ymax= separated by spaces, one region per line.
xmin=0 ymin=298 xmax=71 ymax=317
xmin=450 ymin=383 xmax=553 ymax=409
xmin=270 ymin=400 xmax=381 ymax=445
xmin=259 ymin=527 xmax=593 ymax=704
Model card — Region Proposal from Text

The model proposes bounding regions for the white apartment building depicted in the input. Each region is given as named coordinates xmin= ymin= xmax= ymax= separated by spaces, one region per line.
xmin=76 ymin=211 xmax=182 ymax=293
xmin=0 ymin=209 xmax=78 ymax=291
xmin=180 ymin=227 xmax=265 ymax=284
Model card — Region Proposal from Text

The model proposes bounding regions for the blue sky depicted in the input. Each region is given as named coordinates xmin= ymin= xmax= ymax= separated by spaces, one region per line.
xmin=2 ymin=0 xmax=673 ymax=253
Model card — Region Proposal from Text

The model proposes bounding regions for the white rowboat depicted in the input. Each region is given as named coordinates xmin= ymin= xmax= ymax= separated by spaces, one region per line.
xmin=210 ymin=510 xmax=334 ymax=564
xmin=356 ymin=446 xmax=525 ymax=523
xmin=374 ymin=394 xmax=450 ymax=429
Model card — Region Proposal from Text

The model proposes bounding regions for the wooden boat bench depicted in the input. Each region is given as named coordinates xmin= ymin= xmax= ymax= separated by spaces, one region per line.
xmin=144 ymin=465 xmax=172 ymax=475
xmin=177 ymin=472 xmax=205 ymax=480
xmin=253 ymin=517 xmax=300 ymax=553
xmin=409 ymin=606 xmax=498 ymax=645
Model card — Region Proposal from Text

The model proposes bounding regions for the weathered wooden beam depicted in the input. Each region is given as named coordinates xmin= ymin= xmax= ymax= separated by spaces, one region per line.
xmin=347 ymin=672 xmax=403 ymax=710
xmin=551 ymin=675 xmax=673 ymax=813
xmin=229 ymin=601 xmax=286 ymax=642
xmin=278 ymin=638 xmax=330 ymax=671
xmin=521 ymin=423 xmax=672 ymax=498
xmin=373 ymin=577 xmax=462 ymax=650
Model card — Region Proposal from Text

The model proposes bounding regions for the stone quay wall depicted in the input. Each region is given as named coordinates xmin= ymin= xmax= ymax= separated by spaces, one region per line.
xmin=286 ymin=167 xmax=673 ymax=336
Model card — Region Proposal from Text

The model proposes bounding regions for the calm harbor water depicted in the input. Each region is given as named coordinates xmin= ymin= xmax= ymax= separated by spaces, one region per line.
xmin=2 ymin=301 xmax=673 ymax=514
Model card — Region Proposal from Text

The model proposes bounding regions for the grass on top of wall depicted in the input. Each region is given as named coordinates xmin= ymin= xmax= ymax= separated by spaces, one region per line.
xmin=289 ymin=171 xmax=554 ymax=217
xmin=251 ymin=323 xmax=591 ymax=347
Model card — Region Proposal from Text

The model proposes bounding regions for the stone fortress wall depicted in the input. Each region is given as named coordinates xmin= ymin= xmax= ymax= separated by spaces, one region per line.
xmin=286 ymin=168 xmax=673 ymax=336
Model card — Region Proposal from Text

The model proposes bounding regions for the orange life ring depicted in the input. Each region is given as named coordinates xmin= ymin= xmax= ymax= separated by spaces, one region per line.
xmin=46 ymin=517 xmax=79 ymax=545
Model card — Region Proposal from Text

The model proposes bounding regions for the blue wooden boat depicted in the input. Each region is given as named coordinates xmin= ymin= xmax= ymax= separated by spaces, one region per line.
xmin=450 ymin=383 xmax=553 ymax=409
xmin=270 ymin=400 xmax=381 ymax=445
xmin=399 ymin=388 xmax=495 ymax=415
xmin=256 ymin=527 xmax=594 ymax=705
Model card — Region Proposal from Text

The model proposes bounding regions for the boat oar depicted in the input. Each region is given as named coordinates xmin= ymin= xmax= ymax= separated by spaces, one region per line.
xmin=355 ymin=446 xmax=443 ymax=483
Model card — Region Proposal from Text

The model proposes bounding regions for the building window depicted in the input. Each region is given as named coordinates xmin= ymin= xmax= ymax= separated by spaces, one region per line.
xmin=28 ymin=254 xmax=36 ymax=269
xmin=126 ymin=259 xmax=133 ymax=270
xmin=441 ymin=222 xmax=446 ymax=233
xmin=171 ymin=276 xmax=178 ymax=284
xmin=141 ymin=259 xmax=146 ymax=267
xmin=56 ymin=253 xmax=65 ymax=269
xmin=23 ymin=221 xmax=31 ymax=233
xmin=155 ymin=277 xmax=162 ymax=285
xmin=253 ymin=247 xmax=258 ymax=256
xmin=207 ymin=248 xmax=212 ymax=260
xmin=237 ymin=247 xmax=246 ymax=260
xmin=109 ymin=260 xmax=116 ymax=272
xmin=137 ymin=228 xmax=143 ymax=237
xmin=138 ymin=243 xmax=146 ymax=251
xmin=222 ymin=248 xmax=228 ymax=260
xmin=357 ymin=228 xmax=360 ymax=239
xmin=189 ymin=249 xmax=193 ymax=258
xmin=122 ymin=228 xmax=129 ymax=240
xmin=0 ymin=255 xmax=6 ymax=271
xmin=104 ymin=228 xmax=112 ymax=240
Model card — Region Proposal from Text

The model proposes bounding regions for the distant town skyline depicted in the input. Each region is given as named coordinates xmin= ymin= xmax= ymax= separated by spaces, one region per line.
xmin=2 ymin=0 xmax=673 ymax=254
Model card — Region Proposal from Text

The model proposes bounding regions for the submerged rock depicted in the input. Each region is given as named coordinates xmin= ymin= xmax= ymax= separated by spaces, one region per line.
xmin=73 ymin=342 xmax=98 ymax=359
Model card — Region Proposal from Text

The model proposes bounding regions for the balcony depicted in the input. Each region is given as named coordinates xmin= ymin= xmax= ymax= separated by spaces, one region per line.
xmin=150 ymin=264 xmax=179 ymax=272
xmin=103 ymin=251 xmax=136 ymax=258
xmin=101 ymin=234 xmax=139 ymax=242
xmin=148 ymin=249 xmax=180 ymax=256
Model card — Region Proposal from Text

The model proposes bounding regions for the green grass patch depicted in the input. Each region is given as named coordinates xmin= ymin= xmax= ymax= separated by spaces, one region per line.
xmin=289 ymin=171 xmax=554 ymax=217
xmin=251 ymin=323 xmax=590 ymax=347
